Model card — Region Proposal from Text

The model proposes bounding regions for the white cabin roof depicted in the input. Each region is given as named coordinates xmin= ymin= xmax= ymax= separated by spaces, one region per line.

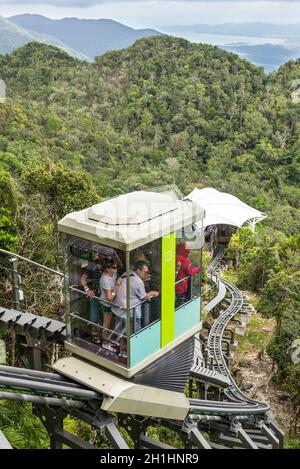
xmin=58 ymin=190 xmax=205 ymax=251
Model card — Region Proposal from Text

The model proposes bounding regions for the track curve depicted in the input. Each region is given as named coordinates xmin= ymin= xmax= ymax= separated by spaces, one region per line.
xmin=206 ymin=251 xmax=270 ymax=413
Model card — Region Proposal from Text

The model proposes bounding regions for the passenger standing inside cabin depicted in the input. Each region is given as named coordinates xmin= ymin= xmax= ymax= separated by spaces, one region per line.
xmin=175 ymin=242 xmax=200 ymax=307
xmin=128 ymin=261 xmax=159 ymax=332
xmin=80 ymin=246 xmax=123 ymax=324
xmin=81 ymin=254 xmax=103 ymax=325
xmin=100 ymin=261 xmax=122 ymax=340
xmin=112 ymin=261 xmax=159 ymax=350
xmin=204 ymin=225 xmax=214 ymax=242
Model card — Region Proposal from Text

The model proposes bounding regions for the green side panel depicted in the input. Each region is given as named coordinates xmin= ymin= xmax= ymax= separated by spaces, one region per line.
xmin=130 ymin=321 xmax=161 ymax=368
xmin=161 ymin=232 xmax=176 ymax=347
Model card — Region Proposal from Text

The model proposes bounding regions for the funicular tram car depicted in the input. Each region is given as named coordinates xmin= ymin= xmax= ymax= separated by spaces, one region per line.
xmin=205 ymin=224 xmax=237 ymax=257
xmin=216 ymin=225 xmax=237 ymax=245
xmin=54 ymin=190 xmax=205 ymax=419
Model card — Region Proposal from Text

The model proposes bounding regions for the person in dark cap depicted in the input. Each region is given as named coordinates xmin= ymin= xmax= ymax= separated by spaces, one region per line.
xmin=80 ymin=246 xmax=123 ymax=325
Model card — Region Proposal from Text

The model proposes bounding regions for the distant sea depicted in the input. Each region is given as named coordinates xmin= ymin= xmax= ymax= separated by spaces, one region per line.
xmin=162 ymin=30 xmax=298 ymax=72
xmin=163 ymin=31 xmax=286 ymax=47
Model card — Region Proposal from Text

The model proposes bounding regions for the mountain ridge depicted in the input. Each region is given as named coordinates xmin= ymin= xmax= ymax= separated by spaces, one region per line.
xmin=9 ymin=14 xmax=162 ymax=59
xmin=0 ymin=16 xmax=90 ymax=60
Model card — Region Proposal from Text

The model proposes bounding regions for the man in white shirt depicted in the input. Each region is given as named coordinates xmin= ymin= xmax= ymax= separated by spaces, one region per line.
xmin=112 ymin=261 xmax=159 ymax=336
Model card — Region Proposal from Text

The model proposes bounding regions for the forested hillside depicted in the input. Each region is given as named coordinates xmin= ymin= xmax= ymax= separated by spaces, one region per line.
xmin=0 ymin=36 xmax=299 ymax=438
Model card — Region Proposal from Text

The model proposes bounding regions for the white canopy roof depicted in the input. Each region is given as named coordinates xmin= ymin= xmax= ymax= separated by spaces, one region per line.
xmin=187 ymin=188 xmax=266 ymax=229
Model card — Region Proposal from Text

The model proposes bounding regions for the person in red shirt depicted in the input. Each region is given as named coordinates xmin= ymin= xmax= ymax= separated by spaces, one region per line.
xmin=175 ymin=242 xmax=200 ymax=307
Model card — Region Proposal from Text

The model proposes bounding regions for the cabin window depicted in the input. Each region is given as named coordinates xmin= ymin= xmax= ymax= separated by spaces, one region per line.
xmin=129 ymin=238 xmax=162 ymax=335
xmin=64 ymin=235 xmax=130 ymax=367
xmin=175 ymin=224 xmax=202 ymax=309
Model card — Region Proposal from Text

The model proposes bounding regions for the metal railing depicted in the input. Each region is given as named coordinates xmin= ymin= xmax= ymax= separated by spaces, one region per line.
xmin=69 ymin=286 xmax=160 ymax=336
xmin=0 ymin=248 xmax=64 ymax=277
xmin=0 ymin=248 xmax=64 ymax=316
xmin=70 ymin=313 xmax=126 ymax=340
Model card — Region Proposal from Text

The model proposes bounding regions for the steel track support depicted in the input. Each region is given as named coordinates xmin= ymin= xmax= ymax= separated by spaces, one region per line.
xmin=68 ymin=407 xmax=129 ymax=449
xmin=139 ymin=434 xmax=174 ymax=449
xmin=178 ymin=419 xmax=212 ymax=449
xmin=268 ymin=420 xmax=284 ymax=449
xmin=72 ymin=407 xmax=116 ymax=431
xmin=26 ymin=337 xmax=43 ymax=371
xmin=260 ymin=424 xmax=280 ymax=449
xmin=236 ymin=425 xmax=258 ymax=449
xmin=17 ymin=336 xmax=43 ymax=371
xmin=105 ymin=422 xmax=129 ymax=449
xmin=189 ymin=427 xmax=212 ymax=449
xmin=216 ymin=433 xmax=244 ymax=449
xmin=118 ymin=414 xmax=149 ymax=448
xmin=204 ymin=382 xmax=209 ymax=400
xmin=197 ymin=381 xmax=208 ymax=400
xmin=55 ymin=429 xmax=95 ymax=449
xmin=33 ymin=405 xmax=66 ymax=449
xmin=223 ymin=328 xmax=234 ymax=344
xmin=189 ymin=378 xmax=193 ymax=398
xmin=10 ymin=258 xmax=21 ymax=312
xmin=34 ymin=405 xmax=100 ymax=449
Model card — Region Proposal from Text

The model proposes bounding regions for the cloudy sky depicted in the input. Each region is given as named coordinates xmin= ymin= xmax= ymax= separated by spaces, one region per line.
xmin=0 ymin=1 xmax=300 ymax=27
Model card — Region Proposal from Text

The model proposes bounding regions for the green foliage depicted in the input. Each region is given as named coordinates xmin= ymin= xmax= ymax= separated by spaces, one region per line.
xmin=0 ymin=167 xmax=18 ymax=250
xmin=284 ymin=437 xmax=300 ymax=449
xmin=228 ymin=226 xmax=257 ymax=257
xmin=258 ymin=235 xmax=300 ymax=323
xmin=228 ymin=228 xmax=279 ymax=291
xmin=22 ymin=162 xmax=100 ymax=220
xmin=0 ymin=167 xmax=17 ymax=211
xmin=0 ymin=400 xmax=49 ymax=449
xmin=0 ymin=208 xmax=18 ymax=250
xmin=238 ymin=318 xmax=266 ymax=353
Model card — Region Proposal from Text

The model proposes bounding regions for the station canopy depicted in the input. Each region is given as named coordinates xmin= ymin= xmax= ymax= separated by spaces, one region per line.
xmin=187 ymin=188 xmax=267 ymax=229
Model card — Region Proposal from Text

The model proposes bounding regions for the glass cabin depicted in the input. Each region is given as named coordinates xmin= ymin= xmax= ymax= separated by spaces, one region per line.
xmin=59 ymin=190 xmax=205 ymax=378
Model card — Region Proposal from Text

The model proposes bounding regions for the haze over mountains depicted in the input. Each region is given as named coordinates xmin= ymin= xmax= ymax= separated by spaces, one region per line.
xmin=162 ymin=23 xmax=300 ymax=39
xmin=8 ymin=14 xmax=162 ymax=59
xmin=161 ymin=22 xmax=300 ymax=72
xmin=0 ymin=14 xmax=299 ymax=71
xmin=0 ymin=16 xmax=89 ymax=60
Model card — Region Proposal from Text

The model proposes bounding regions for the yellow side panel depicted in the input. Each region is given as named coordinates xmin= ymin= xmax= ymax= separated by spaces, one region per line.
xmin=161 ymin=232 xmax=176 ymax=347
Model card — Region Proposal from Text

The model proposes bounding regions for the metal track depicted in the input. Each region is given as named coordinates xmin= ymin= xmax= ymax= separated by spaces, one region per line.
xmin=183 ymin=245 xmax=269 ymax=417
xmin=189 ymin=398 xmax=270 ymax=416
xmin=206 ymin=272 xmax=269 ymax=412
xmin=0 ymin=365 xmax=101 ymax=401
xmin=206 ymin=245 xmax=226 ymax=274
xmin=185 ymin=248 xmax=283 ymax=448
xmin=207 ymin=248 xmax=270 ymax=409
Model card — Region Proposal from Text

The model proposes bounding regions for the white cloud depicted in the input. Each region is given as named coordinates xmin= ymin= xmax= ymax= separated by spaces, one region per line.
xmin=1 ymin=0 xmax=300 ymax=5
xmin=1 ymin=1 xmax=300 ymax=28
